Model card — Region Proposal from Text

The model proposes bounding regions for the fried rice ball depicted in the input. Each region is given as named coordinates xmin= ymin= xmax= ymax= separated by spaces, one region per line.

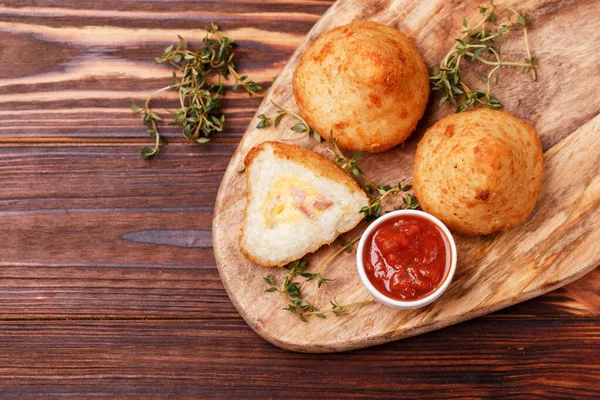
xmin=413 ymin=109 xmax=544 ymax=236
xmin=240 ymin=141 xmax=368 ymax=267
xmin=292 ymin=21 xmax=429 ymax=153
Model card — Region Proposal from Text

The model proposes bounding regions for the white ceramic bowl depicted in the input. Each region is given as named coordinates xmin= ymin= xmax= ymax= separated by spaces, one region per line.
xmin=356 ymin=209 xmax=457 ymax=309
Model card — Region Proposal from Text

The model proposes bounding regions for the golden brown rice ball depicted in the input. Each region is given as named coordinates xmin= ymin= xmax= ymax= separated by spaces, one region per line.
xmin=293 ymin=21 xmax=429 ymax=152
xmin=413 ymin=108 xmax=544 ymax=236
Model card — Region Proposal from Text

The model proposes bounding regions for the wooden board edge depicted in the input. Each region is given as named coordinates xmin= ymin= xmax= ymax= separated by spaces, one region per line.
xmin=211 ymin=0 xmax=600 ymax=352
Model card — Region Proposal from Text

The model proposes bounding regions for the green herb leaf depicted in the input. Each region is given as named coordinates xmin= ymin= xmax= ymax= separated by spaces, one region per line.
xmin=141 ymin=146 xmax=158 ymax=159
xmin=133 ymin=25 xmax=263 ymax=159
xmin=471 ymin=48 xmax=484 ymax=61
xmin=291 ymin=123 xmax=308 ymax=132
xmin=183 ymin=124 xmax=192 ymax=139
xmin=264 ymin=276 xmax=276 ymax=286
xmin=274 ymin=112 xmax=285 ymax=127
xmin=318 ymin=277 xmax=333 ymax=288
xmin=130 ymin=104 xmax=143 ymax=113
xmin=431 ymin=1 xmax=538 ymax=114
xmin=352 ymin=151 xmax=367 ymax=161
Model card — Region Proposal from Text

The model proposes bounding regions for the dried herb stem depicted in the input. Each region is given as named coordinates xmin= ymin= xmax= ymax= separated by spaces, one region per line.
xmin=309 ymin=235 xmax=361 ymax=303
xmin=328 ymin=135 xmax=419 ymax=217
xmin=431 ymin=0 xmax=538 ymax=112
xmin=359 ymin=183 xmax=419 ymax=219
xmin=328 ymin=138 xmax=379 ymax=194
xmin=464 ymin=52 xmax=532 ymax=67
xmin=256 ymin=100 xmax=322 ymax=142
xmin=131 ymin=23 xmax=263 ymax=158
xmin=228 ymin=64 xmax=264 ymax=97
xmin=317 ymin=236 xmax=361 ymax=275
xmin=522 ymin=26 xmax=536 ymax=80
xmin=264 ymin=257 xmax=375 ymax=322
xmin=303 ymin=298 xmax=376 ymax=317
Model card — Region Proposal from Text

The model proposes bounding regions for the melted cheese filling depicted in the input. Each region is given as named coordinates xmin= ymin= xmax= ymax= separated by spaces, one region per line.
xmin=262 ymin=177 xmax=333 ymax=227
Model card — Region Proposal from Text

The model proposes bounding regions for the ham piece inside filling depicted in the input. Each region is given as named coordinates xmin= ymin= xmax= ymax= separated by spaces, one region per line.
xmin=290 ymin=187 xmax=333 ymax=217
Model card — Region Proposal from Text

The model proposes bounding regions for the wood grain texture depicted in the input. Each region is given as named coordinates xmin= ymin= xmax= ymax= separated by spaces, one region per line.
xmin=0 ymin=319 xmax=599 ymax=399
xmin=0 ymin=0 xmax=597 ymax=397
xmin=213 ymin=0 xmax=600 ymax=352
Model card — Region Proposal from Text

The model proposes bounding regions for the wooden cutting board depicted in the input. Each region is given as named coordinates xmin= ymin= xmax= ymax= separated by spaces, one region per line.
xmin=212 ymin=0 xmax=600 ymax=352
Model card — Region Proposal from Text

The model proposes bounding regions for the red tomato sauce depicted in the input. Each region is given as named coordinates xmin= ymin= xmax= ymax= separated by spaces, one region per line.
xmin=363 ymin=215 xmax=451 ymax=301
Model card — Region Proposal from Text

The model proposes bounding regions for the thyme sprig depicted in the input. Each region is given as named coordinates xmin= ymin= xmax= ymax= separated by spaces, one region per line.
xmin=131 ymin=23 xmax=263 ymax=159
xmin=328 ymin=136 xmax=419 ymax=218
xmin=327 ymin=137 xmax=380 ymax=194
xmin=308 ymin=235 xmax=361 ymax=304
xmin=359 ymin=184 xmax=420 ymax=218
xmin=256 ymin=101 xmax=322 ymax=142
xmin=430 ymin=1 xmax=538 ymax=112
xmin=263 ymin=238 xmax=373 ymax=322
xmin=130 ymin=97 xmax=167 ymax=159
xmin=264 ymin=259 xmax=327 ymax=321
xmin=305 ymin=298 xmax=376 ymax=317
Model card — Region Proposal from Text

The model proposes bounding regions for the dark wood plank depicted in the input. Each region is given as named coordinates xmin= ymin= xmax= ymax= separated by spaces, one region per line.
xmin=0 ymin=265 xmax=595 ymax=321
xmin=0 ymin=1 xmax=319 ymax=141
xmin=0 ymin=319 xmax=597 ymax=399
xmin=0 ymin=142 xmax=596 ymax=320
xmin=0 ymin=145 xmax=233 ymax=208
xmin=0 ymin=0 xmax=597 ymax=396
xmin=0 ymin=267 xmax=237 ymax=320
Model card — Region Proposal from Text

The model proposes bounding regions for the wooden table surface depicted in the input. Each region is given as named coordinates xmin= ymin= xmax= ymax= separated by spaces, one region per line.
xmin=1 ymin=0 xmax=598 ymax=398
